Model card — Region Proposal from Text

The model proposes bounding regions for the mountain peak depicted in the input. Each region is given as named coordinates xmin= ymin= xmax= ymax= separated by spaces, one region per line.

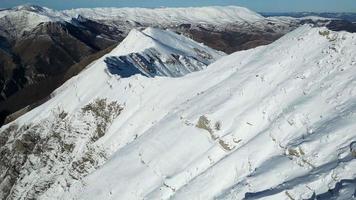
xmin=110 ymin=28 xmax=156 ymax=56
xmin=111 ymin=27 xmax=224 ymax=59
xmin=107 ymin=27 xmax=224 ymax=77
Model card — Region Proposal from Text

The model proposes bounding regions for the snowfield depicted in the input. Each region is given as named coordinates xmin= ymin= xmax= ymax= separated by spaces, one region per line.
xmin=1 ymin=25 xmax=356 ymax=200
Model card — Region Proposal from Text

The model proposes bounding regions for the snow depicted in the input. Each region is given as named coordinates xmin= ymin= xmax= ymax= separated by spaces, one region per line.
xmin=1 ymin=25 xmax=355 ymax=200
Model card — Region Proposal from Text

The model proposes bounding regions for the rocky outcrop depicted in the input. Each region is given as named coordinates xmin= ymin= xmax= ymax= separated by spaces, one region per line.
xmin=0 ymin=99 xmax=123 ymax=200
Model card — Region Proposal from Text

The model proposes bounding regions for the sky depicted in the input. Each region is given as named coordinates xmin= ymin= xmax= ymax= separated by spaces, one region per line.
xmin=0 ymin=0 xmax=355 ymax=12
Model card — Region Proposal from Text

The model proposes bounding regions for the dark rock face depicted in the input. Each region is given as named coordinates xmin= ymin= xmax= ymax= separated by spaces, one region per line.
xmin=326 ymin=20 xmax=356 ymax=33
xmin=178 ymin=28 xmax=284 ymax=54
xmin=0 ymin=20 xmax=118 ymax=126
xmin=73 ymin=15 xmax=125 ymax=42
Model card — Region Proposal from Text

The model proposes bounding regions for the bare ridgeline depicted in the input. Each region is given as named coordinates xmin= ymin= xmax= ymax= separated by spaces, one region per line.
xmin=1 ymin=4 xmax=356 ymax=200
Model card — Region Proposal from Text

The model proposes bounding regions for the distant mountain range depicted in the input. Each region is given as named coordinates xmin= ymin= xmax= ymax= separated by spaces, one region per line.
xmin=262 ymin=12 xmax=356 ymax=22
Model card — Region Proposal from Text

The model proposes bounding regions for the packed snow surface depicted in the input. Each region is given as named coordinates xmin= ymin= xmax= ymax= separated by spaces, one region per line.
xmin=1 ymin=25 xmax=356 ymax=199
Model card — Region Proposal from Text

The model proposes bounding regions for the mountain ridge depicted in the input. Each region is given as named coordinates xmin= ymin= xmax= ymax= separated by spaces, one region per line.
xmin=1 ymin=25 xmax=355 ymax=199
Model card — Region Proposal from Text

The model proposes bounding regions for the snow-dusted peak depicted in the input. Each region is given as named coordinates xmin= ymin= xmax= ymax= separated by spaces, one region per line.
xmin=12 ymin=4 xmax=49 ymax=13
xmin=0 ymin=4 xmax=62 ymax=19
xmin=0 ymin=5 xmax=67 ymax=37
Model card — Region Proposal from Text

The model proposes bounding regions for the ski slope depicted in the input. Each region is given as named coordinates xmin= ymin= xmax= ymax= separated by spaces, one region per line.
xmin=1 ymin=25 xmax=356 ymax=200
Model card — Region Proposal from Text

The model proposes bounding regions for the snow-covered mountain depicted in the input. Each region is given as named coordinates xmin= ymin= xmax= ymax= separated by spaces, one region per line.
xmin=1 ymin=25 xmax=356 ymax=199
xmin=0 ymin=26 xmax=223 ymax=200
xmin=1 ymin=5 xmax=296 ymax=127
xmin=0 ymin=5 xmax=67 ymax=38
xmin=106 ymin=27 xmax=224 ymax=77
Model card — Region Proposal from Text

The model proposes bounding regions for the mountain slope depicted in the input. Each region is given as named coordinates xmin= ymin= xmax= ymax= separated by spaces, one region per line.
xmin=1 ymin=25 xmax=356 ymax=199
xmin=0 ymin=5 xmax=294 ymax=127
xmin=0 ymin=27 xmax=223 ymax=200
xmin=65 ymin=26 xmax=356 ymax=200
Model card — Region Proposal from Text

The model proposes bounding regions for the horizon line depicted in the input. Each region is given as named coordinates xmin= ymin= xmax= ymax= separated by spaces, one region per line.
xmin=2 ymin=3 xmax=356 ymax=14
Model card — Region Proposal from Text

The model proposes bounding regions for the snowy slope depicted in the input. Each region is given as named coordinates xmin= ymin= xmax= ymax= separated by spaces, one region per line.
xmin=64 ymin=26 xmax=356 ymax=200
xmin=1 ymin=25 xmax=356 ymax=200
xmin=0 ymin=26 xmax=223 ymax=199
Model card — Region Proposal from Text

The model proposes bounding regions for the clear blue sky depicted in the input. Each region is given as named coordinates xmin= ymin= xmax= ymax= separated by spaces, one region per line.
xmin=1 ymin=0 xmax=355 ymax=12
